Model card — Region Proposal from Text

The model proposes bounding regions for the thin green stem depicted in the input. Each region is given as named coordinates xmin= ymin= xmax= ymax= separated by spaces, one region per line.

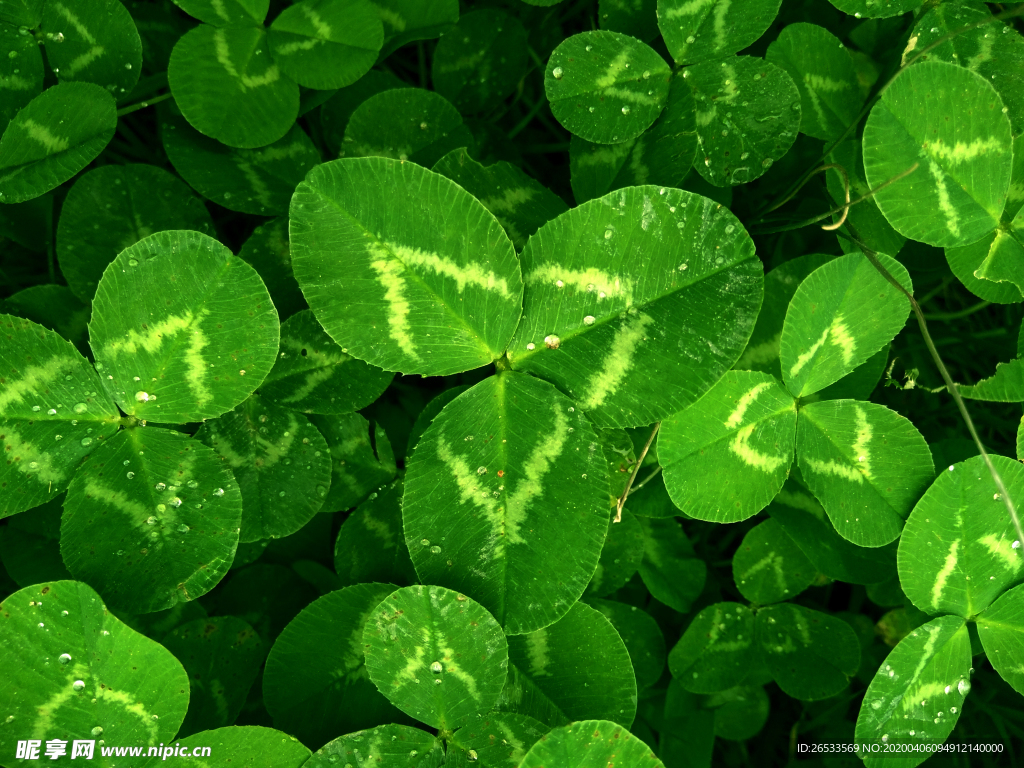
xmin=116 ymin=91 xmax=172 ymax=118
xmin=615 ymin=422 xmax=660 ymax=523
xmin=507 ymin=96 xmax=548 ymax=139
xmin=923 ymin=301 xmax=993 ymax=321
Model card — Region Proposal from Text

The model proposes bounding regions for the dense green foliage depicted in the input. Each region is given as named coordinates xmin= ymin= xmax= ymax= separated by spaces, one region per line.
xmin=2 ymin=1 xmax=1024 ymax=766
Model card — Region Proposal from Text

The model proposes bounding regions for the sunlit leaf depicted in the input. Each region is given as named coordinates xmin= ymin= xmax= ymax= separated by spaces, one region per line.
xmin=658 ymin=0 xmax=781 ymax=65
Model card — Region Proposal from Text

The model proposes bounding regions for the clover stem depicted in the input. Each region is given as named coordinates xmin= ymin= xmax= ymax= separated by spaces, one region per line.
xmin=614 ymin=422 xmax=660 ymax=523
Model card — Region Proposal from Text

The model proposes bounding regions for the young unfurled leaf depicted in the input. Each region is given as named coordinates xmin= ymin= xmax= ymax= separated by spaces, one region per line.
xmin=766 ymin=23 xmax=861 ymax=142
xmin=669 ymin=602 xmax=755 ymax=694
xmin=499 ymin=602 xmax=637 ymax=727
xmin=756 ymin=603 xmax=859 ymax=701
xmin=403 ymin=372 xmax=609 ymax=635
xmin=781 ymin=253 xmax=912 ymax=398
xmin=732 ymin=518 xmax=816 ymax=604
xmin=682 ymin=56 xmax=800 ymax=187
xmin=854 ymin=615 xmax=971 ymax=765
xmin=433 ymin=148 xmax=569 ymax=252
xmin=263 ymin=583 xmax=406 ymax=750
xmin=431 ymin=9 xmax=529 ymax=115
xmin=569 ymin=72 xmax=697 ymax=204
xmin=260 ymin=310 xmax=393 ymax=416
xmin=863 ymin=61 xmax=1012 ymax=248
xmin=161 ymin=115 xmax=321 ymax=217
xmin=797 ymin=400 xmax=934 ymax=548
xmin=172 ymin=0 xmax=268 ymax=26
xmin=0 ymin=580 xmax=190 ymax=759
xmin=508 ymin=186 xmax=763 ymax=427
xmin=362 ymin=584 xmax=508 ymax=731
xmin=89 ymin=230 xmax=280 ymax=424
xmin=898 ymin=455 xmax=1024 ymax=618
xmin=309 ymin=412 xmax=396 ymax=513
xmin=196 ymin=394 xmax=331 ymax=543
xmin=0 ymin=82 xmax=116 ymax=204
xmin=268 ymin=0 xmax=383 ymax=91
xmin=160 ymin=616 xmax=263 ymax=736
xmin=977 ymin=583 xmax=1024 ymax=696
xmin=587 ymin=598 xmax=666 ymax=690
xmin=168 ymin=24 xmax=299 ymax=149
xmin=661 ymin=371 xmax=796 ymax=523
xmin=56 ymin=163 xmax=214 ymax=302
xmin=40 ymin=0 xmax=142 ymax=97
xmin=290 ymin=157 xmax=522 ymax=376
xmin=62 ymin=427 xmax=242 ymax=613
xmin=0 ymin=314 xmax=120 ymax=518
xmin=138 ymin=726 xmax=310 ymax=768
xmin=519 ymin=720 xmax=664 ymax=768
xmin=544 ymin=30 xmax=671 ymax=145
xmin=658 ymin=0 xmax=781 ymax=66
xmin=638 ymin=517 xmax=706 ymax=613
xmin=305 ymin=724 xmax=443 ymax=768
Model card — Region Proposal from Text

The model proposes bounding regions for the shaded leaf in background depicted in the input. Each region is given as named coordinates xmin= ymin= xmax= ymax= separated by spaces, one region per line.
xmin=61 ymin=427 xmax=242 ymax=614
xmin=446 ymin=713 xmax=550 ymax=768
xmin=201 ymin=563 xmax=318 ymax=645
xmin=56 ymin=163 xmax=214 ymax=302
xmin=732 ymin=518 xmax=816 ymax=604
xmin=319 ymin=69 xmax=405 ymax=155
xmin=0 ymin=82 xmax=116 ymax=204
xmin=544 ymin=30 xmax=671 ymax=145
xmin=669 ymin=602 xmax=754 ymax=694
xmin=372 ymin=0 xmax=459 ymax=59
xmin=587 ymin=598 xmax=666 ymax=690
xmin=309 ymin=413 xmax=396 ymax=513
xmin=658 ymin=0 xmax=781 ymax=65
xmin=600 ymin=0 xmax=658 ymax=43
xmin=828 ymin=0 xmax=920 ymax=19
xmin=638 ymin=517 xmax=706 ymax=612
xmin=0 ymin=496 xmax=71 ymax=587
xmin=683 ymin=56 xmax=800 ymax=187
xmin=171 ymin=0 xmax=268 ymax=26
xmin=519 ymin=720 xmax=664 ymax=768
xmin=2 ymin=284 xmax=89 ymax=353
xmin=977 ymin=583 xmax=1024 ymax=696
xmin=0 ymin=21 xmax=44 ymax=135
xmin=237 ymin=217 xmax=306 ymax=320
xmin=827 ymin=140 xmax=906 ymax=258
xmin=403 ymin=372 xmax=609 ymax=635
xmin=334 ymin=481 xmax=417 ymax=587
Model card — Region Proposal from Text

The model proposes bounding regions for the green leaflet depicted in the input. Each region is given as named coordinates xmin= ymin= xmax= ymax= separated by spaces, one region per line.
xmin=431 ymin=9 xmax=529 ymax=115
xmin=508 ymin=186 xmax=763 ymax=427
xmin=89 ymin=230 xmax=280 ymax=424
xmin=959 ymin=357 xmax=1024 ymax=401
xmin=945 ymin=230 xmax=1024 ymax=304
xmin=432 ymin=148 xmax=569 ymax=252
xmin=969 ymin=211 xmax=1024 ymax=297
xmin=781 ymin=253 xmax=912 ymax=397
xmin=260 ymin=309 xmax=393 ymax=415
xmin=403 ymin=372 xmax=609 ymax=635
xmin=827 ymin=140 xmax=906 ymax=258
xmin=898 ymin=455 xmax=1024 ymax=618
xmin=796 ymin=400 xmax=934 ymax=548
xmin=586 ymin=598 xmax=666 ymax=690
xmin=660 ymin=370 xmax=797 ymax=523
xmin=0 ymin=580 xmax=189 ymax=762
xmin=912 ymin=1 xmax=1024 ymax=138
xmin=0 ymin=82 xmax=116 ymax=204
xmin=766 ymin=23 xmax=861 ymax=141
xmin=268 ymin=0 xmax=383 ymax=91
xmin=977 ymin=583 xmax=1024 ymax=696
xmin=160 ymin=616 xmax=263 ymax=737
xmin=40 ymin=0 xmax=142 ymax=97
xmin=168 ymin=24 xmax=299 ymax=149
xmin=863 ymin=61 xmax=1012 ymax=248
xmin=446 ymin=713 xmax=550 ymax=768
xmin=0 ymin=0 xmax=43 ymax=28
xmin=498 ymin=602 xmax=637 ymax=727
xmin=238 ymin=218 xmax=307 ymax=320
xmin=683 ymin=56 xmax=800 ymax=187
xmin=61 ymin=427 xmax=242 ymax=613
xmin=334 ymin=481 xmax=416 ymax=587
xmin=342 ymin=88 xmax=472 ymax=168
xmin=600 ymin=0 xmax=659 ymax=43
xmin=658 ymin=0 xmax=781 ymax=66
xmin=829 ymin=0 xmax=919 ymax=18
xmin=363 ymin=584 xmax=508 ymax=731
xmin=638 ymin=517 xmax=706 ymax=612
xmin=172 ymin=0 xmax=268 ymax=26
xmin=202 ymin=563 xmax=318 ymax=644
xmin=732 ymin=518 xmax=816 ymax=604
xmin=138 ymin=726 xmax=310 ymax=768
xmin=519 ymin=720 xmax=664 ymax=768
xmin=584 ymin=510 xmax=644 ymax=598
xmin=196 ymin=394 xmax=331 ymax=543
xmin=3 ymin=285 xmax=89 ymax=354
xmin=0 ymin=497 xmax=70 ymax=586
xmin=0 ymin=20 xmax=44 ymax=135
xmin=56 ymin=163 xmax=215 ymax=302
xmin=290 ymin=157 xmax=522 ymax=376
xmin=545 ymin=30 xmax=671 ymax=145
xmin=668 ymin=601 xmax=755 ymax=694
xmin=161 ymin=115 xmax=321 ymax=217
xmin=319 ymin=68 xmax=405 ymax=155
xmin=405 ymin=385 xmax=469 ymax=458
xmin=756 ymin=603 xmax=859 ymax=701
xmin=705 ymin=685 xmax=770 ymax=741
xmin=263 ymin=583 xmax=407 ymax=750
xmin=309 ymin=412 xmax=396 ymax=513
xmin=1018 ymin=414 xmax=1024 ymax=461
xmin=854 ymin=616 xmax=971 ymax=766
xmin=661 ymin=684 xmax=716 ymax=763
xmin=306 ymin=724 xmax=444 ymax=768
xmin=597 ymin=427 xmax=637 ymax=498
xmin=768 ymin=477 xmax=898 ymax=586
xmin=0 ymin=314 xmax=120 ymax=518
xmin=569 ymin=72 xmax=697 ymax=204
xmin=371 ymin=0 xmax=458 ymax=59
xmin=623 ymin=469 xmax=680 ymax=519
